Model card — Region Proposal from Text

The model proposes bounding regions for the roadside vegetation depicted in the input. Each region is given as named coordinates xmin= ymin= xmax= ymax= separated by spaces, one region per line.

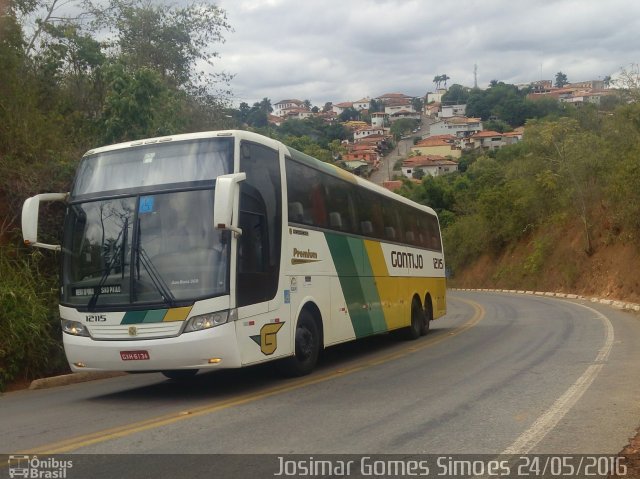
xmin=398 ymin=96 xmax=640 ymax=294
xmin=0 ymin=0 xmax=235 ymax=390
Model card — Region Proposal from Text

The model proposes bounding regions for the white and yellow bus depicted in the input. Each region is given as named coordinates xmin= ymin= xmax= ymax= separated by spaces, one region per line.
xmin=22 ymin=130 xmax=446 ymax=379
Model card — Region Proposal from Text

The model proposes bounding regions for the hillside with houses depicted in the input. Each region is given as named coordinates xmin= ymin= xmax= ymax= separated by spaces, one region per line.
xmin=258 ymin=75 xmax=617 ymax=191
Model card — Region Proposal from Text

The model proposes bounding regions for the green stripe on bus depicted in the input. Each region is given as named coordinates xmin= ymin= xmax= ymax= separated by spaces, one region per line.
xmin=121 ymin=310 xmax=147 ymax=325
xmin=143 ymin=309 xmax=168 ymax=323
xmin=357 ymin=239 xmax=388 ymax=333
xmin=325 ymin=233 xmax=386 ymax=337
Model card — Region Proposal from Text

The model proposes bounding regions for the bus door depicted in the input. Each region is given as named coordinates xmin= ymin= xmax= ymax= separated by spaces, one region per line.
xmin=235 ymin=141 xmax=291 ymax=365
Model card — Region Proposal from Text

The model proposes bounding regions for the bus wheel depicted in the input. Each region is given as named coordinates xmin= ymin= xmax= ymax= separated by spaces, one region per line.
xmin=162 ymin=369 xmax=198 ymax=380
xmin=403 ymin=298 xmax=424 ymax=340
xmin=279 ymin=310 xmax=320 ymax=377
xmin=421 ymin=298 xmax=433 ymax=336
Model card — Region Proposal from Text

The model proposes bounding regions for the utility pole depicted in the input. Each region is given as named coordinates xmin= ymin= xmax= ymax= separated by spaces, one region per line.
xmin=474 ymin=64 xmax=478 ymax=89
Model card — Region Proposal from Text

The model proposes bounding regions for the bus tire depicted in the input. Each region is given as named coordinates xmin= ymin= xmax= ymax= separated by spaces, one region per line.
xmin=403 ymin=298 xmax=424 ymax=340
xmin=279 ymin=310 xmax=320 ymax=377
xmin=162 ymin=369 xmax=198 ymax=380
xmin=421 ymin=297 xmax=433 ymax=336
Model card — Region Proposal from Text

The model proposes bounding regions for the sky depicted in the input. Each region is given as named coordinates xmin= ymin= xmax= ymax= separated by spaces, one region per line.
xmin=212 ymin=0 xmax=640 ymax=108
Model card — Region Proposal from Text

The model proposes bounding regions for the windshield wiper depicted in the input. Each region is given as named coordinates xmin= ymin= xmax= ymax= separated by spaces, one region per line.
xmin=135 ymin=245 xmax=176 ymax=307
xmin=133 ymin=217 xmax=176 ymax=307
xmin=88 ymin=217 xmax=128 ymax=309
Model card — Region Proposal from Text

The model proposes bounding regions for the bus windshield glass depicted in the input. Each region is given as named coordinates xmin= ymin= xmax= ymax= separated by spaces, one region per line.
xmin=62 ymin=189 xmax=231 ymax=308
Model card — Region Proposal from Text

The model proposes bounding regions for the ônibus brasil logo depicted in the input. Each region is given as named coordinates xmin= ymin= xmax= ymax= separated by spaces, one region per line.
xmin=8 ymin=455 xmax=73 ymax=478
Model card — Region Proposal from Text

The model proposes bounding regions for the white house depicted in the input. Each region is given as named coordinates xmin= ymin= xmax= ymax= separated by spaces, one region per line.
xmin=333 ymin=102 xmax=354 ymax=115
xmin=440 ymin=104 xmax=467 ymax=118
xmin=273 ymin=99 xmax=305 ymax=117
xmin=429 ymin=116 xmax=483 ymax=138
xmin=426 ymin=88 xmax=447 ymax=104
xmin=371 ymin=112 xmax=387 ymax=128
xmin=353 ymin=98 xmax=371 ymax=110
xmin=401 ymin=155 xmax=458 ymax=178
xmin=354 ymin=127 xmax=386 ymax=141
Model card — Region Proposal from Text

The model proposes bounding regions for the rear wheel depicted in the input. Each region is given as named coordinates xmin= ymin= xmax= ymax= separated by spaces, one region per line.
xmin=421 ymin=298 xmax=433 ymax=336
xmin=162 ymin=369 xmax=198 ymax=380
xmin=278 ymin=310 xmax=320 ymax=377
xmin=403 ymin=298 xmax=424 ymax=340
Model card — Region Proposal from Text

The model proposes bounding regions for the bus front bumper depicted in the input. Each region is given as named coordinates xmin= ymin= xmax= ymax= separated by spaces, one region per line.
xmin=63 ymin=322 xmax=242 ymax=372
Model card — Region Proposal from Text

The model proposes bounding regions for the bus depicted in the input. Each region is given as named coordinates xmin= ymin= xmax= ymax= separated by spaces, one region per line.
xmin=21 ymin=130 xmax=446 ymax=379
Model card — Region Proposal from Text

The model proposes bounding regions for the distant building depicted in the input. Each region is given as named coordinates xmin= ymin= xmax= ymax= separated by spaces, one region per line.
xmin=440 ymin=104 xmax=467 ymax=118
xmin=411 ymin=135 xmax=461 ymax=158
xmin=429 ymin=116 xmax=483 ymax=138
xmin=376 ymin=93 xmax=415 ymax=103
xmin=426 ymin=89 xmax=447 ymax=104
xmin=371 ymin=112 xmax=387 ymax=128
xmin=354 ymin=127 xmax=386 ymax=142
xmin=333 ymin=102 xmax=354 ymax=115
xmin=353 ymin=98 xmax=371 ymax=110
xmin=401 ymin=155 xmax=458 ymax=178
xmin=273 ymin=99 xmax=305 ymax=117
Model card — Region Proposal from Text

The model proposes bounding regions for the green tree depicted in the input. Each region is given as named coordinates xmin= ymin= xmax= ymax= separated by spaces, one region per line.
xmin=389 ymin=118 xmax=419 ymax=140
xmin=441 ymin=84 xmax=469 ymax=105
xmin=555 ymin=71 xmax=568 ymax=88
xmin=411 ymin=96 xmax=424 ymax=113
xmin=89 ymin=0 xmax=231 ymax=89
xmin=99 ymin=64 xmax=178 ymax=143
xmin=338 ymin=107 xmax=359 ymax=122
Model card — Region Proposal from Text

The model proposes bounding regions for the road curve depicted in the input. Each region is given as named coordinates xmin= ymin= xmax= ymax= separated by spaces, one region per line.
xmin=1 ymin=291 xmax=639 ymax=459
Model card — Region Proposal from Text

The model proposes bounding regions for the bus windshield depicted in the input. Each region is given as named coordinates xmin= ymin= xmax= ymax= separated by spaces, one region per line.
xmin=62 ymin=189 xmax=231 ymax=309
xmin=61 ymin=137 xmax=235 ymax=309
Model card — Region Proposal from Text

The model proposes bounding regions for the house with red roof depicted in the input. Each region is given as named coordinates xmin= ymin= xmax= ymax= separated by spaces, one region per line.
xmin=468 ymin=130 xmax=505 ymax=150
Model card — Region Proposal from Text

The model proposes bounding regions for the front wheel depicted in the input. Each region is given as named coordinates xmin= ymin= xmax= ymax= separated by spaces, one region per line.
xmin=278 ymin=310 xmax=320 ymax=377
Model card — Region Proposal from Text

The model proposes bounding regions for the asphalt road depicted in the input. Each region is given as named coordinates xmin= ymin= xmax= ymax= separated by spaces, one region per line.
xmin=2 ymin=291 xmax=640 ymax=477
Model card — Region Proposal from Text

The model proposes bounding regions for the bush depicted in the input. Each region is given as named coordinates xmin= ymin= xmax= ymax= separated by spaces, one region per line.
xmin=0 ymin=246 xmax=67 ymax=391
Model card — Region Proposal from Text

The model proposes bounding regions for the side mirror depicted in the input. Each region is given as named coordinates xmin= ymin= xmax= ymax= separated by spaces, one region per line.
xmin=213 ymin=173 xmax=246 ymax=236
xmin=22 ymin=192 xmax=68 ymax=251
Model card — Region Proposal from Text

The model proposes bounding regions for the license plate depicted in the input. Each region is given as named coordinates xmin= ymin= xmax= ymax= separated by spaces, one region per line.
xmin=120 ymin=350 xmax=150 ymax=361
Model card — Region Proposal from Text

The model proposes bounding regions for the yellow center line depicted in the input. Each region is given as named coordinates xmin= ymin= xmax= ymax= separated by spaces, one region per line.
xmin=21 ymin=297 xmax=484 ymax=455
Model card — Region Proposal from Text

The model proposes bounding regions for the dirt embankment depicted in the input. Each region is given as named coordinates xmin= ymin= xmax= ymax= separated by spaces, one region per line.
xmin=449 ymin=217 xmax=640 ymax=305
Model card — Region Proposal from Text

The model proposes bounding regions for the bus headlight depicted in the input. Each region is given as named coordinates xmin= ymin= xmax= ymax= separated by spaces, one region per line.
xmin=183 ymin=310 xmax=236 ymax=333
xmin=62 ymin=319 xmax=90 ymax=337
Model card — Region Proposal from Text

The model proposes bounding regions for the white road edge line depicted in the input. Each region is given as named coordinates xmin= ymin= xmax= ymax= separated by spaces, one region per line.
xmin=502 ymin=302 xmax=615 ymax=455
